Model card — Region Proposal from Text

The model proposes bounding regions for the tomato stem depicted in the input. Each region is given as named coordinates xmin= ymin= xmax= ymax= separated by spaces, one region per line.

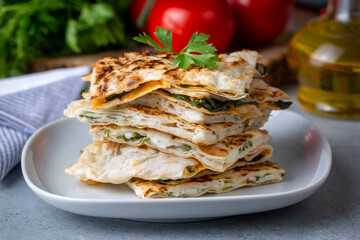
xmin=136 ymin=0 xmax=156 ymax=29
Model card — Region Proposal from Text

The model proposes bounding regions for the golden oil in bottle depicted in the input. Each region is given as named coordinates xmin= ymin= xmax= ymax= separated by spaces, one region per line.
xmin=287 ymin=0 xmax=360 ymax=119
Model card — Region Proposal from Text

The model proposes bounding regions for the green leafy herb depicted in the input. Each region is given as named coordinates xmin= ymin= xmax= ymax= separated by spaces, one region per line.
xmin=80 ymin=86 xmax=90 ymax=98
xmin=245 ymin=88 xmax=250 ymax=94
xmin=281 ymin=173 xmax=285 ymax=177
xmin=234 ymin=115 xmax=243 ymax=121
xmin=161 ymin=89 xmax=259 ymax=112
xmin=180 ymin=84 xmax=204 ymax=88
xmin=79 ymin=114 xmax=100 ymax=120
xmin=255 ymin=176 xmax=261 ymax=181
xmin=239 ymin=141 xmax=253 ymax=152
xmin=161 ymin=90 xmax=231 ymax=112
xmin=243 ymin=121 xmax=250 ymax=128
xmin=179 ymin=144 xmax=192 ymax=151
xmin=222 ymin=186 xmax=233 ymax=191
xmin=134 ymin=26 xmax=220 ymax=69
xmin=186 ymin=166 xmax=196 ymax=173
xmin=274 ymin=100 xmax=292 ymax=110
xmin=0 ymin=0 xmax=133 ymax=78
xmin=116 ymin=132 xmax=149 ymax=143
xmin=104 ymin=129 xmax=110 ymax=138
xmin=106 ymin=91 xmax=127 ymax=102
xmin=234 ymin=100 xmax=258 ymax=108
xmin=251 ymin=154 xmax=264 ymax=162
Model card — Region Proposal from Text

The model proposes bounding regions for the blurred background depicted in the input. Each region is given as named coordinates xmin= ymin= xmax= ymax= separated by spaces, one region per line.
xmin=0 ymin=0 xmax=325 ymax=79
xmin=1 ymin=0 xmax=359 ymax=118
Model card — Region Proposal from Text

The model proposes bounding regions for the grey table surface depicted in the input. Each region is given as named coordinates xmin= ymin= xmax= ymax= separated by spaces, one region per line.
xmin=1 ymin=84 xmax=359 ymax=240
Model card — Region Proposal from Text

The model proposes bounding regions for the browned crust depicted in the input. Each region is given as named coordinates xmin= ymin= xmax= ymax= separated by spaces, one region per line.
xmin=129 ymin=161 xmax=281 ymax=190
xmin=128 ymin=160 xmax=284 ymax=198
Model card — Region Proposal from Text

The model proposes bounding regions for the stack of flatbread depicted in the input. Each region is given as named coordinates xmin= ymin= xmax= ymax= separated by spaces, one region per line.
xmin=64 ymin=50 xmax=290 ymax=198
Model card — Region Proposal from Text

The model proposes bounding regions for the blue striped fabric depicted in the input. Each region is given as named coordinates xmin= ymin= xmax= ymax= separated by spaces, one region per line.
xmin=0 ymin=68 xmax=90 ymax=181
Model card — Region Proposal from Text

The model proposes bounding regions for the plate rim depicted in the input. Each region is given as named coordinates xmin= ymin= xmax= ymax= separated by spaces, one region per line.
xmin=21 ymin=111 xmax=332 ymax=205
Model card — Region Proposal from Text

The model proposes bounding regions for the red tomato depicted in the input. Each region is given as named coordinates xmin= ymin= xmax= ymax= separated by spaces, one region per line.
xmin=232 ymin=0 xmax=293 ymax=46
xmin=130 ymin=0 xmax=235 ymax=53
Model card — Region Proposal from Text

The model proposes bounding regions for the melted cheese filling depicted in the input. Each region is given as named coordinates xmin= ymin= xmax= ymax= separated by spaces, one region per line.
xmin=92 ymin=81 xmax=167 ymax=109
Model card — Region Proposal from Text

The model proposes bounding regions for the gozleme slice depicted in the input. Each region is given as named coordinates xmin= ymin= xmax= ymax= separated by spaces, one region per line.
xmin=85 ymin=50 xmax=261 ymax=108
xmin=65 ymin=141 xmax=272 ymax=184
xmin=90 ymin=126 xmax=272 ymax=171
xmin=127 ymin=161 xmax=284 ymax=199
xmin=65 ymin=141 xmax=205 ymax=184
xmin=64 ymin=99 xmax=269 ymax=145
xmin=131 ymin=92 xmax=267 ymax=121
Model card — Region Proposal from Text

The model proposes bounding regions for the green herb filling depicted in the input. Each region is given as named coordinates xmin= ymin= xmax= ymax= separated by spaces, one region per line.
xmin=161 ymin=90 xmax=258 ymax=113
xmin=178 ymin=144 xmax=192 ymax=151
xmin=116 ymin=132 xmax=149 ymax=142
xmin=180 ymin=84 xmax=204 ymax=88
xmin=104 ymin=129 xmax=110 ymax=138
xmin=239 ymin=141 xmax=253 ymax=152
xmin=251 ymin=154 xmax=264 ymax=162
xmin=186 ymin=166 xmax=196 ymax=173
xmin=106 ymin=91 xmax=128 ymax=102
xmin=274 ymin=100 xmax=292 ymax=110
xmin=80 ymin=86 xmax=90 ymax=98
xmin=79 ymin=114 xmax=100 ymax=120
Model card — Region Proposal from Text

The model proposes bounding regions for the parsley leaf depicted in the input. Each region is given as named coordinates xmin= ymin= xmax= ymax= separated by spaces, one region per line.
xmin=133 ymin=27 xmax=219 ymax=69
xmin=133 ymin=32 xmax=170 ymax=53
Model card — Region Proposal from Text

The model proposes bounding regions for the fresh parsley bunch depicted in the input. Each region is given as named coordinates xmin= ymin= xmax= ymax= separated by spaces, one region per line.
xmin=0 ymin=0 xmax=132 ymax=78
xmin=134 ymin=27 xmax=220 ymax=69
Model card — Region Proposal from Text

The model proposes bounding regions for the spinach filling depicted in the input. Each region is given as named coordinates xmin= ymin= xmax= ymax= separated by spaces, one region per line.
xmin=106 ymin=91 xmax=128 ymax=102
xmin=104 ymin=129 xmax=110 ymax=138
xmin=161 ymin=90 xmax=258 ymax=113
xmin=116 ymin=132 xmax=150 ymax=142
xmin=274 ymin=100 xmax=292 ymax=110
xmin=178 ymin=144 xmax=192 ymax=151
xmin=251 ymin=154 xmax=264 ymax=162
xmin=186 ymin=166 xmax=196 ymax=173
xmin=234 ymin=100 xmax=258 ymax=107
xmin=80 ymin=86 xmax=90 ymax=98
xmin=79 ymin=114 xmax=99 ymax=120
xmin=180 ymin=84 xmax=204 ymax=88
xmin=222 ymin=186 xmax=233 ymax=191
xmin=239 ymin=141 xmax=253 ymax=152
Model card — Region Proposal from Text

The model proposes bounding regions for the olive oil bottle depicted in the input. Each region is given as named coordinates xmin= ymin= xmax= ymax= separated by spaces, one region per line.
xmin=287 ymin=0 xmax=360 ymax=119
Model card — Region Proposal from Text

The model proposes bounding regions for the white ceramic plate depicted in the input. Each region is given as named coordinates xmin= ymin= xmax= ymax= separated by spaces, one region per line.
xmin=22 ymin=111 xmax=331 ymax=222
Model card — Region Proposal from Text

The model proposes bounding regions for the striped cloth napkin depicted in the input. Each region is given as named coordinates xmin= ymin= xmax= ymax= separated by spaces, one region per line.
xmin=0 ymin=66 xmax=90 ymax=181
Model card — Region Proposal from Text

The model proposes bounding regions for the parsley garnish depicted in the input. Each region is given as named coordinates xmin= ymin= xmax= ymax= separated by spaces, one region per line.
xmin=133 ymin=27 xmax=220 ymax=69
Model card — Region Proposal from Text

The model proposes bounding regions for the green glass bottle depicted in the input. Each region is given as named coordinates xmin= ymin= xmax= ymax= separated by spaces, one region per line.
xmin=287 ymin=0 xmax=360 ymax=119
